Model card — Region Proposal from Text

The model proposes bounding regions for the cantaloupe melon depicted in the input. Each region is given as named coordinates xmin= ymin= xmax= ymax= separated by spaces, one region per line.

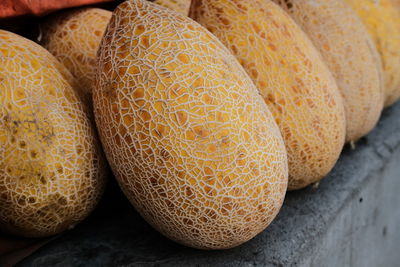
xmin=271 ymin=0 xmax=384 ymax=143
xmin=40 ymin=8 xmax=112 ymax=101
xmin=0 ymin=30 xmax=106 ymax=237
xmin=153 ymin=0 xmax=191 ymax=15
xmin=94 ymin=0 xmax=288 ymax=249
xmin=190 ymin=0 xmax=346 ymax=190
xmin=345 ymin=0 xmax=400 ymax=107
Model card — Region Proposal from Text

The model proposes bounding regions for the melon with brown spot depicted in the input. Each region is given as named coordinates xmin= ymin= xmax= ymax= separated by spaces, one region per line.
xmin=41 ymin=8 xmax=112 ymax=102
xmin=271 ymin=0 xmax=384 ymax=143
xmin=345 ymin=0 xmax=400 ymax=107
xmin=190 ymin=0 xmax=346 ymax=190
xmin=94 ymin=0 xmax=288 ymax=249
xmin=0 ymin=30 xmax=107 ymax=237
xmin=153 ymin=0 xmax=191 ymax=15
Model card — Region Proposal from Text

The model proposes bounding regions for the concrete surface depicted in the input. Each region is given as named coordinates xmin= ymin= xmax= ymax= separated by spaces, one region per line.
xmin=19 ymin=102 xmax=400 ymax=267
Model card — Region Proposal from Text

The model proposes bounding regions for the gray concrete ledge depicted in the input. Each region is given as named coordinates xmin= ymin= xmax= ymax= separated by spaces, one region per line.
xmin=19 ymin=102 xmax=400 ymax=267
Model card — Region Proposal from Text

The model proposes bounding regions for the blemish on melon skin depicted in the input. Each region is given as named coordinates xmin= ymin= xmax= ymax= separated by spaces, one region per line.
xmin=0 ymin=30 xmax=107 ymax=238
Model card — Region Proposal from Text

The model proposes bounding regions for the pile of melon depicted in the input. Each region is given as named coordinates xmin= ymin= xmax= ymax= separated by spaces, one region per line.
xmin=1 ymin=0 xmax=399 ymax=250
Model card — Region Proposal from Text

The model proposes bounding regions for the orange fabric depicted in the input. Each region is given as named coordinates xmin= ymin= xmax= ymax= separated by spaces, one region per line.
xmin=0 ymin=0 xmax=113 ymax=18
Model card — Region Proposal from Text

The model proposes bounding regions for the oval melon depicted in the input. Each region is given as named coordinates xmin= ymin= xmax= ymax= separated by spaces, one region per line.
xmin=345 ymin=0 xmax=400 ymax=107
xmin=94 ymin=0 xmax=288 ymax=249
xmin=271 ymin=0 xmax=384 ymax=142
xmin=190 ymin=0 xmax=346 ymax=190
xmin=40 ymin=8 xmax=112 ymax=102
xmin=0 ymin=30 xmax=106 ymax=237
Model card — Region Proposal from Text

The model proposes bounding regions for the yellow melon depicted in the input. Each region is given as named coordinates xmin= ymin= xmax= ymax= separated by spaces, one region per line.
xmin=0 ymin=30 xmax=106 ymax=237
xmin=190 ymin=0 xmax=346 ymax=190
xmin=40 ymin=8 xmax=112 ymax=102
xmin=94 ymin=0 xmax=288 ymax=249
xmin=345 ymin=0 xmax=400 ymax=107
xmin=271 ymin=0 xmax=384 ymax=142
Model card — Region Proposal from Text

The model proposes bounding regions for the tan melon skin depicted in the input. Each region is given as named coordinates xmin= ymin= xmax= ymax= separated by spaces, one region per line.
xmin=345 ymin=0 xmax=400 ymax=107
xmin=0 ymin=30 xmax=107 ymax=237
xmin=153 ymin=0 xmax=192 ymax=15
xmin=190 ymin=0 xmax=346 ymax=190
xmin=271 ymin=0 xmax=384 ymax=143
xmin=40 ymin=8 xmax=112 ymax=102
xmin=94 ymin=0 xmax=288 ymax=249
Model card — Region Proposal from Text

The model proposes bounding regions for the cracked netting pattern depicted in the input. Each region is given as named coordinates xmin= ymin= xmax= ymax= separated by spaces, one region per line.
xmin=190 ymin=0 xmax=346 ymax=190
xmin=153 ymin=0 xmax=192 ymax=15
xmin=0 ymin=30 xmax=106 ymax=237
xmin=41 ymin=8 xmax=112 ymax=102
xmin=94 ymin=0 xmax=288 ymax=249
xmin=272 ymin=0 xmax=384 ymax=143
xmin=345 ymin=0 xmax=400 ymax=107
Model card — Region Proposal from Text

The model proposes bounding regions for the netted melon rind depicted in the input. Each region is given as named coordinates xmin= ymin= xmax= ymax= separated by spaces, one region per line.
xmin=153 ymin=0 xmax=192 ymax=15
xmin=41 ymin=8 xmax=112 ymax=102
xmin=345 ymin=0 xmax=400 ymax=107
xmin=271 ymin=0 xmax=384 ymax=142
xmin=190 ymin=0 xmax=346 ymax=190
xmin=94 ymin=0 xmax=288 ymax=249
xmin=0 ymin=30 xmax=107 ymax=237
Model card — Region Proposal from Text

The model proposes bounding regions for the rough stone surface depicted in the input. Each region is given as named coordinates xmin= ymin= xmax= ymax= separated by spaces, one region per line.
xmin=19 ymin=102 xmax=400 ymax=266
